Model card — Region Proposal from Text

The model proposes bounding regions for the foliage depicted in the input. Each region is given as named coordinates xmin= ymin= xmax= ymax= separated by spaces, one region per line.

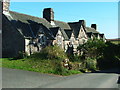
xmin=77 ymin=39 xmax=120 ymax=70
xmin=77 ymin=39 xmax=106 ymax=59
xmin=86 ymin=58 xmax=97 ymax=71
xmin=77 ymin=39 xmax=106 ymax=71
xmin=2 ymin=58 xmax=81 ymax=76
xmin=0 ymin=58 xmax=2 ymax=67
xmin=52 ymin=60 xmax=64 ymax=75
xmin=98 ymin=42 xmax=120 ymax=69
xmin=4 ymin=39 xmax=120 ymax=74
xmin=2 ymin=45 xmax=83 ymax=76
xmin=110 ymin=40 xmax=120 ymax=44
xmin=13 ymin=51 xmax=28 ymax=60
xmin=30 ymin=45 xmax=67 ymax=60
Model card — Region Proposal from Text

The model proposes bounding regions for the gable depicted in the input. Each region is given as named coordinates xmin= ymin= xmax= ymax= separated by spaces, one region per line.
xmin=50 ymin=27 xmax=59 ymax=37
xmin=68 ymin=21 xmax=83 ymax=38
xmin=57 ymin=30 xmax=62 ymax=37
xmin=70 ymin=32 xmax=76 ymax=42
xmin=64 ymin=29 xmax=72 ymax=39
xmin=78 ymin=25 xmax=87 ymax=39
xmin=37 ymin=24 xmax=54 ymax=40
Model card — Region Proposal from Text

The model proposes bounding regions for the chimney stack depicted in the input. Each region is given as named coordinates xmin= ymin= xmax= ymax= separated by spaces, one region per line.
xmin=43 ymin=8 xmax=54 ymax=22
xmin=91 ymin=24 xmax=97 ymax=30
xmin=3 ymin=0 xmax=10 ymax=13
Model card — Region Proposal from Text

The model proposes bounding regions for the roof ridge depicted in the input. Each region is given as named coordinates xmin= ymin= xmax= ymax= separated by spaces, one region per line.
xmin=55 ymin=20 xmax=68 ymax=24
xmin=68 ymin=21 xmax=79 ymax=24
xmin=9 ymin=11 xmax=47 ymax=21
xmin=86 ymin=27 xmax=96 ymax=30
xmin=50 ymin=27 xmax=60 ymax=29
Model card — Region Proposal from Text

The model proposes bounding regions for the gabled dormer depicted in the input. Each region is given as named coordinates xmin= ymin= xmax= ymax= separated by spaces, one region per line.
xmin=77 ymin=25 xmax=88 ymax=44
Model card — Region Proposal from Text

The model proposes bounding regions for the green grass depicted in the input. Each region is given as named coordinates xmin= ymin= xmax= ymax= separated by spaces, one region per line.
xmin=110 ymin=41 xmax=120 ymax=44
xmin=1 ymin=58 xmax=82 ymax=76
xmin=0 ymin=58 xmax=2 ymax=67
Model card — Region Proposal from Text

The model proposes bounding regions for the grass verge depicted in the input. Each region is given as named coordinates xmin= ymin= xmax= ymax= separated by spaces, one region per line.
xmin=1 ymin=58 xmax=82 ymax=76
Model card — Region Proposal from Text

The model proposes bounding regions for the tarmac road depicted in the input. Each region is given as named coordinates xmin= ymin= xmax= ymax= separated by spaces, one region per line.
xmin=2 ymin=68 xmax=120 ymax=88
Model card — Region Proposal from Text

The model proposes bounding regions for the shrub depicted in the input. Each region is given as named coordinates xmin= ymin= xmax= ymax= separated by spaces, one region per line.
xmin=78 ymin=39 xmax=106 ymax=59
xmin=30 ymin=45 xmax=68 ymax=60
xmin=77 ymin=39 xmax=106 ymax=70
xmin=86 ymin=58 xmax=97 ymax=71
xmin=100 ymin=42 xmax=120 ymax=69
xmin=52 ymin=60 xmax=65 ymax=75
xmin=13 ymin=51 xmax=28 ymax=60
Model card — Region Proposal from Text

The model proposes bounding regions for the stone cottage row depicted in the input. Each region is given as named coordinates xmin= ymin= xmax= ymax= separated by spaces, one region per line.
xmin=2 ymin=1 xmax=105 ymax=57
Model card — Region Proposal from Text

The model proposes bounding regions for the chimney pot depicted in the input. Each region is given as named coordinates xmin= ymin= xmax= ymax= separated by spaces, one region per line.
xmin=91 ymin=24 xmax=97 ymax=30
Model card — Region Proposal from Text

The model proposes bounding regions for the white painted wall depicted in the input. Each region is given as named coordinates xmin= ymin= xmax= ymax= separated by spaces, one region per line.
xmin=78 ymin=25 xmax=88 ymax=44
xmin=25 ymin=39 xmax=30 ymax=55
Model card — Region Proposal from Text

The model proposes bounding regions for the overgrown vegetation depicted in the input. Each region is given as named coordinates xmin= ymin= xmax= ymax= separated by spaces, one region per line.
xmin=30 ymin=45 xmax=67 ymax=60
xmin=77 ymin=39 xmax=120 ymax=70
xmin=2 ymin=39 xmax=120 ymax=75
xmin=98 ymin=41 xmax=120 ymax=69
xmin=2 ymin=45 xmax=81 ymax=76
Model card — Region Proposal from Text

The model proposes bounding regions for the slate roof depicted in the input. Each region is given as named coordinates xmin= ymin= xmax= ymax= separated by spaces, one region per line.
xmin=9 ymin=11 xmax=52 ymax=28
xmin=99 ymin=34 xmax=104 ymax=38
xmin=64 ymin=29 xmax=73 ymax=39
xmin=3 ymin=10 xmax=104 ymax=41
xmin=68 ymin=21 xmax=82 ymax=38
xmin=3 ymin=11 xmax=54 ymax=39
xmin=50 ymin=27 xmax=69 ymax=40
xmin=93 ymin=33 xmax=99 ymax=37
xmin=54 ymin=20 xmax=71 ymax=29
xmin=85 ymin=27 xmax=99 ymax=33
xmin=86 ymin=32 xmax=93 ymax=38
xmin=60 ymin=29 xmax=69 ymax=40
xmin=50 ymin=27 xmax=59 ymax=37
xmin=37 ymin=24 xmax=54 ymax=40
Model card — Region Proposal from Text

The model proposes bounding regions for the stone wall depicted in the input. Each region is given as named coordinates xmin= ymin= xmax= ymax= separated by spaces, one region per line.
xmin=64 ymin=41 xmax=70 ymax=52
xmin=53 ymin=30 xmax=64 ymax=49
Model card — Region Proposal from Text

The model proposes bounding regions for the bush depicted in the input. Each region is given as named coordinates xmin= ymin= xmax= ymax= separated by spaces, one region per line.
xmin=77 ymin=39 xmax=106 ymax=59
xmin=77 ymin=39 xmax=106 ymax=71
xmin=51 ymin=60 xmax=81 ymax=75
xmin=52 ymin=60 xmax=65 ymax=75
xmin=86 ymin=58 xmax=97 ymax=71
xmin=30 ymin=45 xmax=68 ymax=60
xmin=100 ymin=42 xmax=120 ymax=69
xmin=13 ymin=51 xmax=28 ymax=60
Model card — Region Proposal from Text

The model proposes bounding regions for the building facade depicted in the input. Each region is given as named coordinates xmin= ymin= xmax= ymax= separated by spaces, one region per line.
xmin=2 ymin=1 xmax=106 ymax=57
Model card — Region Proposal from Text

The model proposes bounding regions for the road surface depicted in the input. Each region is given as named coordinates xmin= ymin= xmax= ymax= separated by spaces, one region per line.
xmin=2 ymin=68 xmax=120 ymax=88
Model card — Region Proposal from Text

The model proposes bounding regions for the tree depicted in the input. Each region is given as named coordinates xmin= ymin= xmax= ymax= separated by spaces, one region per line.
xmin=77 ymin=39 xmax=106 ymax=59
xmin=77 ymin=39 xmax=106 ymax=70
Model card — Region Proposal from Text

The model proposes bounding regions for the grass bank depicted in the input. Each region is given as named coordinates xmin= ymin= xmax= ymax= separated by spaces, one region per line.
xmin=1 ymin=58 xmax=81 ymax=76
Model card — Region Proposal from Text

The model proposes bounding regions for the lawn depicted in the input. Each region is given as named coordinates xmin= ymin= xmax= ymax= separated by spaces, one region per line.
xmin=1 ymin=58 xmax=81 ymax=76
xmin=110 ymin=40 xmax=120 ymax=44
xmin=0 ymin=58 xmax=2 ymax=67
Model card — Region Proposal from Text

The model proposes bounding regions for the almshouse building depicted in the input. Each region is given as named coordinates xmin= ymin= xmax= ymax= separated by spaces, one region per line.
xmin=1 ymin=0 xmax=106 ymax=57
